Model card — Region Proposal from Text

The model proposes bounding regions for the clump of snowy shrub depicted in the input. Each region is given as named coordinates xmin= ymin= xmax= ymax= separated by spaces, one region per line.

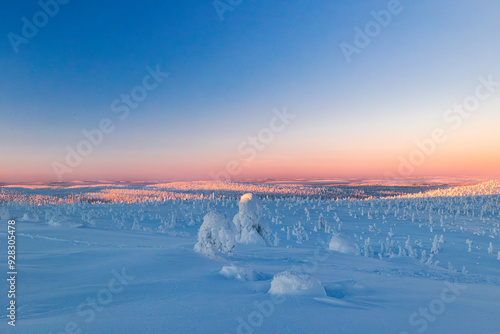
xmin=466 ymin=239 xmax=473 ymax=252
xmin=292 ymin=221 xmax=308 ymax=244
xmin=0 ymin=207 xmax=11 ymax=220
xmin=21 ymin=211 xmax=39 ymax=222
xmin=430 ymin=235 xmax=440 ymax=254
xmin=233 ymin=193 xmax=272 ymax=245
xmin=47 ymin=215 xmax=82 ymax=228
xmin=268 ymin=270 xmax=326 ymax=296
xmin=317 ymin=213 xmax=326 ymax=230
xmin=329 ymin=233 xmax=359 ymax=255
xmin=194 ymin=211 xmax=236 ymax=258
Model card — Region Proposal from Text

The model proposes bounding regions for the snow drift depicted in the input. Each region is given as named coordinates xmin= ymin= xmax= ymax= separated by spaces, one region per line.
xmin=219 ymin=265 xmax=267 ymax=281
xmin=268 ymin=271 xmax=326 ymax=296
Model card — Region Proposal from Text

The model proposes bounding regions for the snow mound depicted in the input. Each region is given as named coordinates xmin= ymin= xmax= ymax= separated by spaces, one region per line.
xmin=233 ymin=193 xmax=272 ymax=245
xmin=219 ymin=265 xmax=267 ymax=281
xmin=329 ymin=233 xmax=359 ymax=255
xmin=194 ymin=211 xmax=236 ymax=258
xmin=268 ymin=271 xmax=326 ymax=296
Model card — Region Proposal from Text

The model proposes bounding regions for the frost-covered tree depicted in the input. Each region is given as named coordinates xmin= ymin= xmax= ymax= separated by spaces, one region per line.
xmin=420 ymin=250 xmax=427 ymax=264
xmin=194 ymin=211 xmax=236 ymax=258
xmin=378 ymin=240 xmax=385 ymax=256
xmin=398 ymin=246 xmax=406 ymax=257
xmin=431 ymin=235 xmax=440 ymax=254
xmin=405 ymin=236 xmax=412 ymax=253
xmin=466 ymin=239 xmax=473 ymax=253
xmin=233 ymin=193 xmax=272 ymax=245
xmin=304 ymin=207 xmax=311 ymax=221
xmin=292 ymin=221 xmax=308 ymax=244
xmin=388 ymin=228 xmax=394 ymax=238
xmin=317 ymin=213 xmax=325 ymax=230
xmin=363 ymin=238 xmax=373 ymax=257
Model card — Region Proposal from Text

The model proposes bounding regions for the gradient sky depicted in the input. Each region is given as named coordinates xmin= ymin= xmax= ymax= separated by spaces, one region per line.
xmin=1 ymin=0 xmax=499 ymax=183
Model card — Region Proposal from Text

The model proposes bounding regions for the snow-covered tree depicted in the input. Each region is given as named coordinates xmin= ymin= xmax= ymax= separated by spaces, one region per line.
xmin=466 ymin=239 xmax=473 ymax=253
xmin=363 ymin=238 xmax=373 ymax=257
xmin=431 ymin=235 xmax=440 ymax=254
xmin=194 ymin=211 xmax=236 ymax=258
xmin=233 ymin=193 xmax=272 ymax=245
xmin=317 ymin=213 xmax=325 ymax=230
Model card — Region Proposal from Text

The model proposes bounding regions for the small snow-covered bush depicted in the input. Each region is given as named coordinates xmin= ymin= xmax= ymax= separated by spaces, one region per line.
xmin=47 ymin=215 xmax=82 ymax=228
xmin=329 ymin=233 xmax=359 ymax=255
xmin=194 ymin=211 xmax=236 ymax=258
xmin=219 ymin=265 xmax=266 ymax=281
xmin=21 ymin=211 xmax=39 ymax=222
xmin=431 ymin=235 xmax=440 ymax=254
xmin=268 ymin=270 xmax=326 ymax=296
xmin=233 ymin=193 xmax=272 ymax=245
xmin=0 ymin=207 xmax=11 ymax=220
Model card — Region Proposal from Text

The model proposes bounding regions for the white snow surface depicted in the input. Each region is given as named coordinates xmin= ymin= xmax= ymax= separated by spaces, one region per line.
xmin=0 ymin=182 xmax=499 ymax=334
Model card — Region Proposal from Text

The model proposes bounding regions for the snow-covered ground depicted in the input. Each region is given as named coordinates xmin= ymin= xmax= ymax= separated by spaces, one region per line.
xmin=0 ymin=181 xmax=499 ymax=333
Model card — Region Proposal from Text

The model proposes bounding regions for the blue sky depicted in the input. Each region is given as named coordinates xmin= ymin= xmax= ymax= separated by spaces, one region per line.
xmin=1 ymin=0 xmax=500 ymax=182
